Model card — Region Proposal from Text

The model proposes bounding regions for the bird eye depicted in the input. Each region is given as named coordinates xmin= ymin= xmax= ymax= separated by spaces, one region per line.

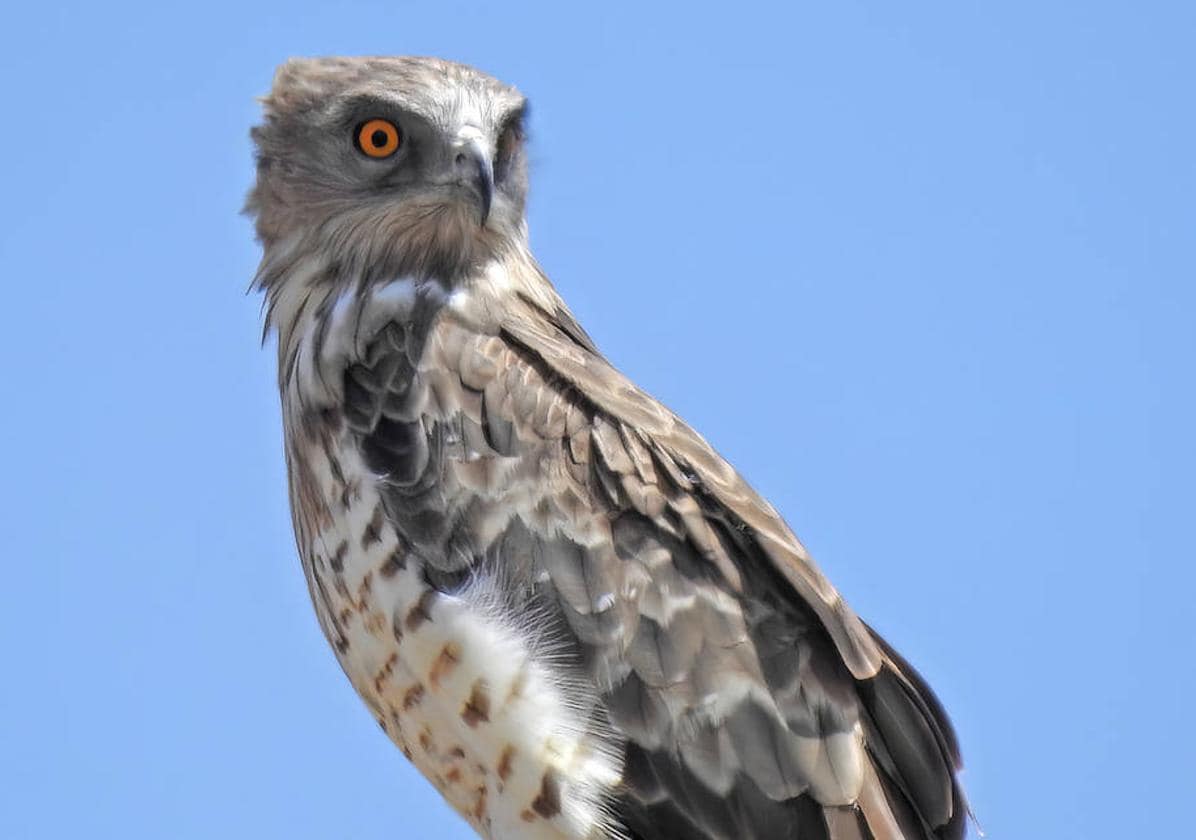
xmin=355 ymin=119 xmax=401 ymax=159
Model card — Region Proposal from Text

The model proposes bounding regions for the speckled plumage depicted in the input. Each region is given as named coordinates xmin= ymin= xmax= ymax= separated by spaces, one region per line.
xmin=248 ymin=56 xmax=967 ymax=840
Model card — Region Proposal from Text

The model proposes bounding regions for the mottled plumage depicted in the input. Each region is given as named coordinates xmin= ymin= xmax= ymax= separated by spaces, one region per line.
xmin=247 ymin=56 xmax=967 ymax=840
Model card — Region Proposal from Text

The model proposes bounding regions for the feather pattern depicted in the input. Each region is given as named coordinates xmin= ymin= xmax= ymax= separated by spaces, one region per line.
xmin=265 ymin=251 xmax=966 ymax=840
xmin=249 ymin=55 xmax=967 ymax=840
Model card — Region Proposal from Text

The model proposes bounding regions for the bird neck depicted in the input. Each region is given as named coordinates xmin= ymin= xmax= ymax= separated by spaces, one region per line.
xmin=256 ymin=226 xmax=563 ymax=379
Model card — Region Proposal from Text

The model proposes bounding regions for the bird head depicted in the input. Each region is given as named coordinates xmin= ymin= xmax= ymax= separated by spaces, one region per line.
xmin=247 ymin=56 xmax=529 ymax=284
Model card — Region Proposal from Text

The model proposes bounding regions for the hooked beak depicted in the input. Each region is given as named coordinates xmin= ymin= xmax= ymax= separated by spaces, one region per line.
xmin=451 ymin=133 xmax=494 ymax=227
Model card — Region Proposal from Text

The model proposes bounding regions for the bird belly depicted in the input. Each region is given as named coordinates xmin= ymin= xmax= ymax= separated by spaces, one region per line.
xmin=288 ymin=424 xmax=621 ymax=840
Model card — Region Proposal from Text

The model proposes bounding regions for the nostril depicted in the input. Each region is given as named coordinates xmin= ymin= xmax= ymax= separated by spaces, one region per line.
xmin=455 ymin=152 xmax=468 ymax=167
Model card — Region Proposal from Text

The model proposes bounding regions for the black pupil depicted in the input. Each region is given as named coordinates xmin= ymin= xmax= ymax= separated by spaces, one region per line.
xmin=370 ymin=129 xmax=389 ymax=148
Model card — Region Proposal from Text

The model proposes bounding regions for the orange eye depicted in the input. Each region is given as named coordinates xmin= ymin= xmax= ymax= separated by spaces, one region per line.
xmin=356 ymin=119 xmax=401 ymax=158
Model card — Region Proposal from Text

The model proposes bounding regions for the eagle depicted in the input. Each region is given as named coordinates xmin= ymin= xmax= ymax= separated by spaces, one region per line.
xmin=247 ymin=56 xmax=967 ymax=840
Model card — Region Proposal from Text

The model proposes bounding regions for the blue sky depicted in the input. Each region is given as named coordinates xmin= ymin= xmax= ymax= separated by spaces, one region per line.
xmin=2 ymin=2 xmax=1192 ymax=838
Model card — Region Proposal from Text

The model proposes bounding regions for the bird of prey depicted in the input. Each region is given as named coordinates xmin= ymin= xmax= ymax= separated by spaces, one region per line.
xmin=247 ymin=56 xmax=967 ymax=840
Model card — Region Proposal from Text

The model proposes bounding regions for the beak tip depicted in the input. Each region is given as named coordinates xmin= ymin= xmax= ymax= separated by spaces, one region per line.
xmin=478 ymin=175 xmax=494 ymax=228
xmin=455 ymin=134 xmax=495 ymax=229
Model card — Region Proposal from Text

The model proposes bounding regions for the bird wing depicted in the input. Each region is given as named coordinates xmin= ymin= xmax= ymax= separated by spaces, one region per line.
xmin=341 ymin=285 xmax=966 ymax=840
xmin=496 ymin=295 xmax=967 ymax=840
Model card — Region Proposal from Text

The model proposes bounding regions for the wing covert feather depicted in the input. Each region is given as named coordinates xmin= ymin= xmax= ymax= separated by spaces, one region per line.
xmin=498 ymin=298 xmax=883 ymax=680
xmin=484 ymin=298 xmax=967 ymax=840
xmin=341 ymin=293 xmax=965 ymax=840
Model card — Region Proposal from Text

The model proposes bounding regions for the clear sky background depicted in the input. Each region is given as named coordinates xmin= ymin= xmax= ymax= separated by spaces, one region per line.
xmin=2 ymin=2 xmax=1192 ymax=838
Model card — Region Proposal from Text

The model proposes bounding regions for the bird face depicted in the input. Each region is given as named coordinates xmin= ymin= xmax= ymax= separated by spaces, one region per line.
xmin=248 ymin=57 xmax=529 ymax=282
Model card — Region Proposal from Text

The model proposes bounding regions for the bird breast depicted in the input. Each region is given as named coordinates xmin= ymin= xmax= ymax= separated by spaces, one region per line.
xmin=278 ymin=269 xmax=623 ymax=840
